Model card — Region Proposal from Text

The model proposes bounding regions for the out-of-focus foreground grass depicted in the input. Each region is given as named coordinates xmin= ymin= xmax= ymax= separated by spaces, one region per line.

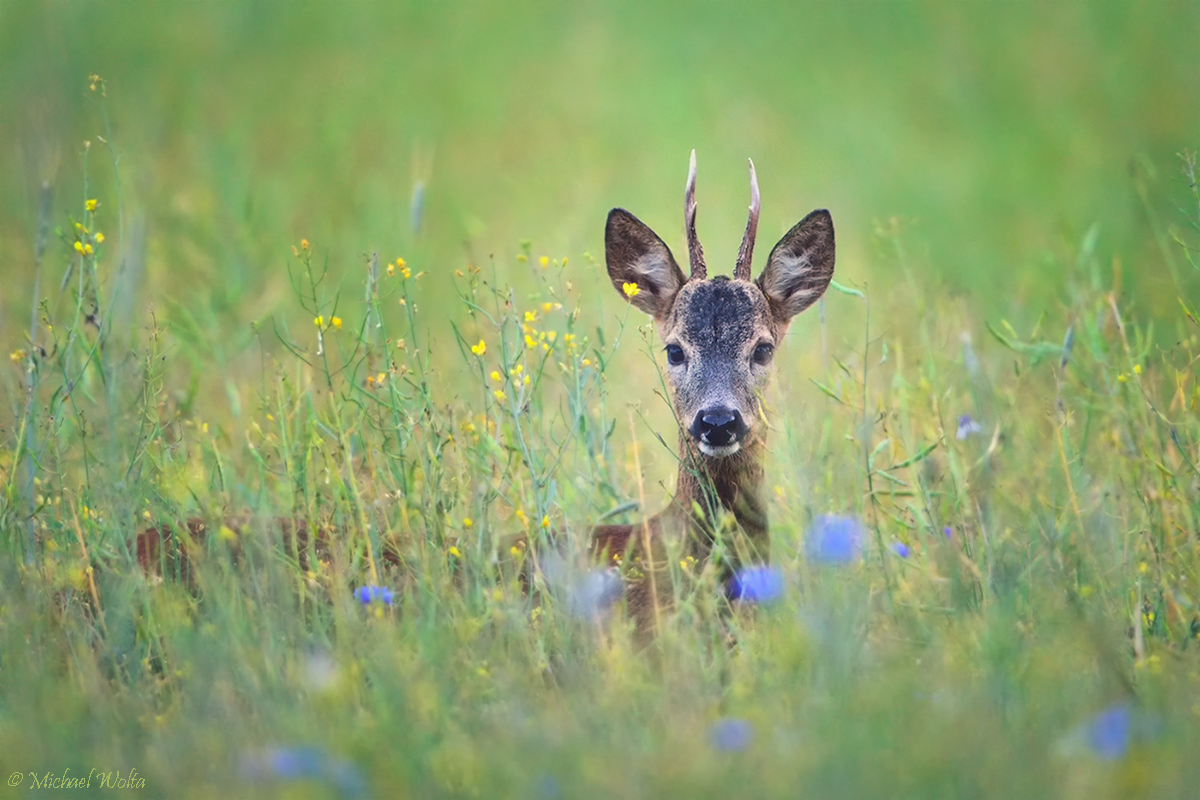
xmin=2 ymin=3 xmax=1200 ymax=798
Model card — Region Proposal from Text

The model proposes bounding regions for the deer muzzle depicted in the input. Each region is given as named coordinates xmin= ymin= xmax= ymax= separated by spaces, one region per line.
xmin=691 ymin=406 xmax=749 ymax=457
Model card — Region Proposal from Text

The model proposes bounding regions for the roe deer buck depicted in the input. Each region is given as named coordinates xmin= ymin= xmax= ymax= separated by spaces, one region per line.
xmin=588 ymin=151 xmax=835 ymax=639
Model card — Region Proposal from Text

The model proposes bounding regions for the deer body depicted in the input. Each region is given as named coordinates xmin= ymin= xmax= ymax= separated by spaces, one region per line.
xmin=590 ymin=152 xmax=835 ymax=637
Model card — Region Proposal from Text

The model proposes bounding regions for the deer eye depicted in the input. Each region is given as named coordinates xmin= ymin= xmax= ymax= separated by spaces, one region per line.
xmin=752 ymin=343 xmax=774 ymax=366
xmin=665 ymin=344 xmax=686 ymax=366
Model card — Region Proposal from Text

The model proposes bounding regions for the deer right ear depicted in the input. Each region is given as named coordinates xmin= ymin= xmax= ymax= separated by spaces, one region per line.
xmin=605 ymin=209 xmax=686 ymax=319
xmin=757 ymin=209 xmax=835 ymax=323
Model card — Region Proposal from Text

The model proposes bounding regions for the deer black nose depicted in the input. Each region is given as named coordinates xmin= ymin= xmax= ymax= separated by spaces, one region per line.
xmin=692 ymin=407 xmax=748 ymax=448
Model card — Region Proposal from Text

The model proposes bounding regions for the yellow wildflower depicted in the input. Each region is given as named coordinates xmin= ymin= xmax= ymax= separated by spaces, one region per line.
xmin=493 ymin=389 xmax=506 ymax=401
xmin=539 ymin=256 xmax=550 ymax=268
xmin=386 ymin=262 xmax=395 ymax=277
xmin=515 ymin=509 xmax=529 ymax=526
xmin=622 ymin=282 xmax=640 ymax=298
xmin=314 ymin=316 xmax=324 ymax=327
xmin=83 ymin=243 xmax=93 ymax=255
xmin=331 ymin=316 xmax=342 ymax=331
xmin=524 ymin=334 xmax=537 ymax=349
xmin=463 ymin=517 xmax=473 ymax=529
xmin=471 ymin=339 xmax=487 ymax=356
xmin=95 ymin=232 xmax=104 ymax=244
xmin=525 ymin=310 xmax=538 ymax=323
xmin=491 ymin=370 xmax=503 ymax=382
xmin=85 ymin=198 xmax=98 ymax=211
xmin=376 ymin=372 xmax=386 ymax=385
xmin=541 ymin=302 xmax=554 ymax=314
xmin=74 ymin=241 xmax=85 ymax=254
xmin=540 ymin=515 xmax=550 ymax=529
xmin=9 ymin=349 xmax=26 ymax=363
xmin=448 ymin=546 xmax=461 ymax=558
xmin=301 ymin=238 xmax=310 ymax=250
xmin=1133 ymin=364 xmax=1142 ymax=375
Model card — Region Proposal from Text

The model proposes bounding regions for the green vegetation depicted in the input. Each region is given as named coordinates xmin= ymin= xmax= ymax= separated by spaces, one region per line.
xmin=2 ymin=3 xmax=1200 ymax=797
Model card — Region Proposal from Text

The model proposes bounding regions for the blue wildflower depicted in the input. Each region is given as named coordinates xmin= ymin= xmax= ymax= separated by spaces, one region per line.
xmin=267 ymin=747 xmax=325 ymax=779
xmin=354 ymin=585 xmax=396 ymax=606
xmin=890 ymin=541 xmax=911 ymax=558
xmin=805 ymin=515 xmax=864 ymax=565
xmin=242 ymin=746 xmax=366 ymax=799
xmin=1085 ymin=704 xmax=1132 ymax=761
xmin=728 ymin=566 xmax=785 ymax=604
xmin=709 ymin=718 xmax=755 ymax=752
xmin=956 ymin=414 xmax=983 ymax=440
xmin=943 ymin=526 xmax=953 ymax=539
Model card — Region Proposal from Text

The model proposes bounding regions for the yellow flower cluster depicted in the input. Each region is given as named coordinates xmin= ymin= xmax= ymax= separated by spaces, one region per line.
xmin=387 ymin=257 xmax=411 ymax=279
xmin=73 ymin=207 xmax=104 ymax=256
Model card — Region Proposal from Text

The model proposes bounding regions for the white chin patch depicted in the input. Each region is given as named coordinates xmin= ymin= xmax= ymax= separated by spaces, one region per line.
xmin=697 ymin=441 xmax=741 ymax=458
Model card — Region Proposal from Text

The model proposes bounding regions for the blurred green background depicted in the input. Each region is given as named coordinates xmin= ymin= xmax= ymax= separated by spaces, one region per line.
xmin=4 ymin=5 xmax=1200 ymax=797
xmin=2 ymin=1 xmax=1198 ymax=354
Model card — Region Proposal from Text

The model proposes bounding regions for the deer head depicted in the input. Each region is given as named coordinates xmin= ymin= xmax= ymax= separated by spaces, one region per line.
xmin=605 ymin=151 xmax=835 ymax=458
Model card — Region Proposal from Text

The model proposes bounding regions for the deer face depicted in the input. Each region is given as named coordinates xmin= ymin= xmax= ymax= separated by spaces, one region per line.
xmin=605 ymin=153 xmax=835 ymax=458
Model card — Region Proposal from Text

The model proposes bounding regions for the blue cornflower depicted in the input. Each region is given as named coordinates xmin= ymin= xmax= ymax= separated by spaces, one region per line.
xmin=805 ymin=515 xmax=864 ymax=565
xmin=728 ymin=566 xmax=785 ymax=604
xmin=709 ymin=718 xmax=755 ymax=752
xmin=354 ymin=585 xmax=396 ymax=606
xmin=956 ymin=414 xmax=983 ymax=440
xmin=1085 ymin=704 xmax=1132 ymax=761
xmin=890 ymin=541 xmax=911 ymax=558
xmin=267 ymin=747 xmax=325 ymax=779
xmin=242 ymin=747 xmax=366 ymax=799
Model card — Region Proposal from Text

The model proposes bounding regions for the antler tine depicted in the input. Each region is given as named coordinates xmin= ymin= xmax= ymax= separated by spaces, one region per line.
xmin=685 ymin=149 xmax=707 ymax=280
xmin=734 ymin=158 xmax=761 ymax=281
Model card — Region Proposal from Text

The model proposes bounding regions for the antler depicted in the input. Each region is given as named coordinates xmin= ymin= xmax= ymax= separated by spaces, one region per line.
xmin=685 ymin=149 xmax=707 ymax=280
xmin=733 ymin=158 xmax=760 ymax=281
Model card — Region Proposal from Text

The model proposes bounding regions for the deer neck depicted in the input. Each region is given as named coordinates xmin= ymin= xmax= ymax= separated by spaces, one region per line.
xmin=671 ymin=432 xmax=769 ymax=561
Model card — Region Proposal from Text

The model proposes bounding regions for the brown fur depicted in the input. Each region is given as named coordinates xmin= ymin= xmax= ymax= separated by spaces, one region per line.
xmin=594 ymin=154 xmax=835 ymax=641
xmin=134 ymin=515 xmax=402 ymax=586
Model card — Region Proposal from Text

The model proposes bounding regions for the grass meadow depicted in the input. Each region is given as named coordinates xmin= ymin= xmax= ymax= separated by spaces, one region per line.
xmin=3 ymin=3 xmax=1200 ymax=798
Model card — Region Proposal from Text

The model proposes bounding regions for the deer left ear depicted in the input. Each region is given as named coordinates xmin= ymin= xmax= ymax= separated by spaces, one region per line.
xmin=605 ymin=208 xmax=687 ymax=320
xmin=756 ymin=209 xmax=835 ymax=323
